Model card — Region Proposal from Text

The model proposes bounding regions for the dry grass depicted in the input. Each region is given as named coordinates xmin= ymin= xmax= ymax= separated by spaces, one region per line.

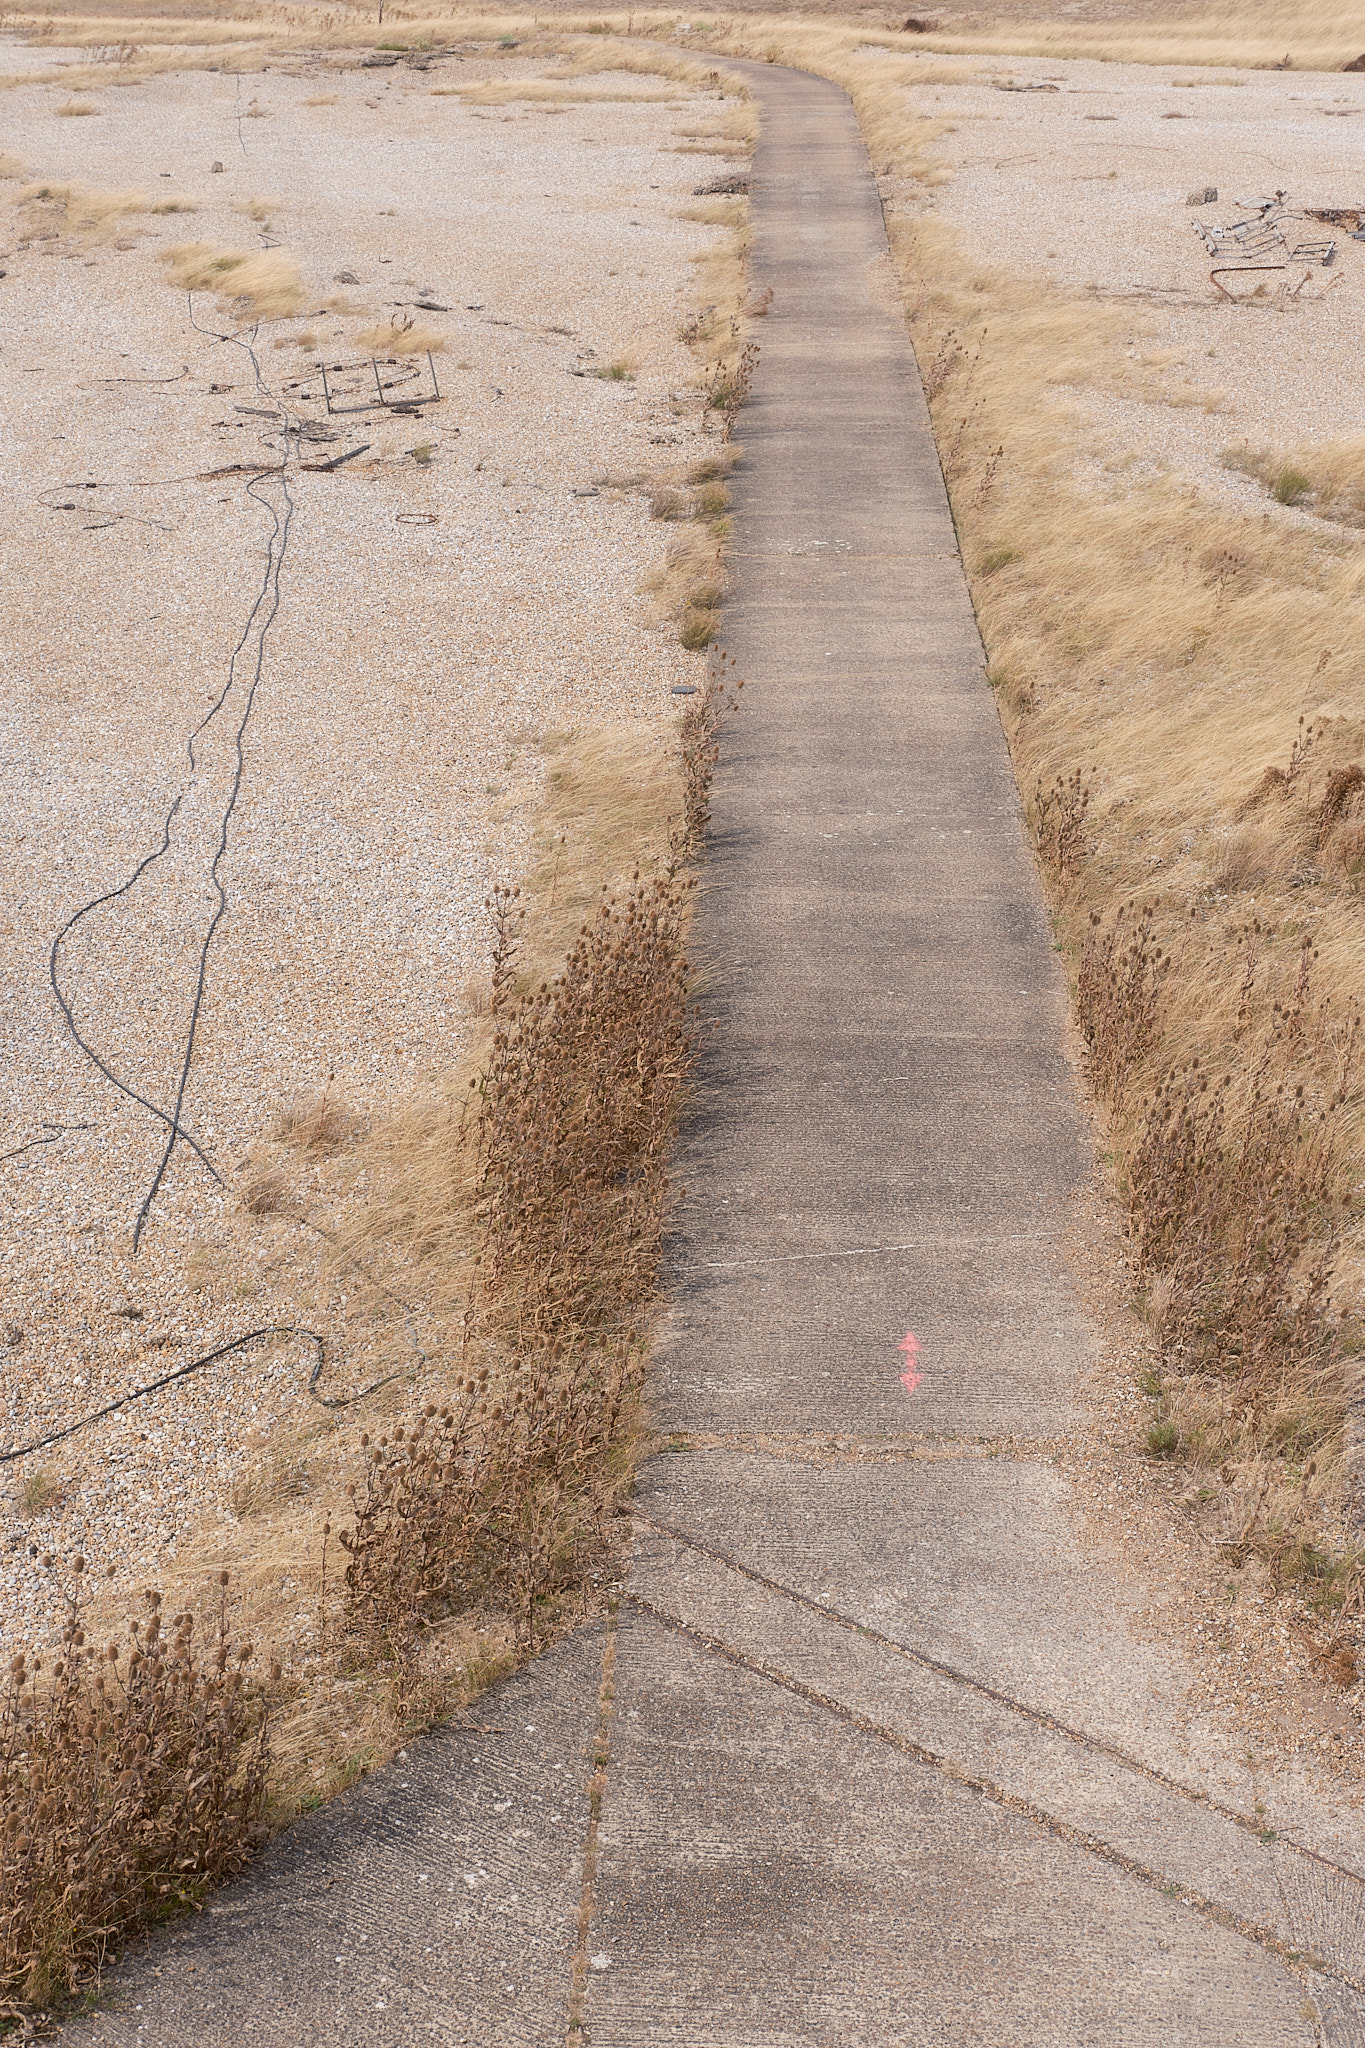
xmin=19 ymin=179 xmax=149 ymax=237
xmin=436 ymin=75 xmax=680 ymax=103
xmin=56 ymin=96 xmax=100 ymax=114
xmin=354 ymin=313 xmax=447 ymax=356
xmin=272 ymin=1087 xmax=362 ymax=1159
xmin=163 ymin=241 xmax=304 ymax=318
xmin=12 ymin=2 xmax=1353 ymax=95
xmin=1224 ymin=436 xmax=1365 ymax=528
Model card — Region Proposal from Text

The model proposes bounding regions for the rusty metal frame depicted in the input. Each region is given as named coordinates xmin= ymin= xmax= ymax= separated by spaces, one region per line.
xmin=316 ymin=351 xmax=442 ymax=416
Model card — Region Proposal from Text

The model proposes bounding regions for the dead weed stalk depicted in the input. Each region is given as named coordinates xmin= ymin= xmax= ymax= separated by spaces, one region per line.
xmin=330 ymin=657 xmax=738 ymax=1695
xmin=0 ymin=1566 xmax=272 ymax=2012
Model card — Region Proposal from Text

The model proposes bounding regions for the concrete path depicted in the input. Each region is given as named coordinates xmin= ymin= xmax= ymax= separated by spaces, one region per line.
xmin=73 ymin=60 xmax=1365 ymax=2048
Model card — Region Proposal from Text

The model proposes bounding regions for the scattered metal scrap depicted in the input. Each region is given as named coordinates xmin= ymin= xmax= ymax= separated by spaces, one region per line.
xmin=313 ymin=351 xmax=442 ymax=417
xmin=1191 ymin=190 xmax=1355 ymax=299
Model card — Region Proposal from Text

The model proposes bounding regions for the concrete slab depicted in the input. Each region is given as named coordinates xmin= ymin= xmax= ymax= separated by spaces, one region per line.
xmin=70 ymin=1629 xmax=606 ymax=2047
xmin=585 ymin=1611 xmax=1318 ymax=2047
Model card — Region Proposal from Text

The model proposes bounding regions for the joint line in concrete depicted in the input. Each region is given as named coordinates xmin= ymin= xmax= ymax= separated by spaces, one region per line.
xmin=566 ymin=1613 xmax=618 ymax=2046
xmin=632 ymin=1511 xmax=1365 ymax=1891
xmin=675 ymin=1229 xmax=1052 ymax=1274
xmin=622 ymin=1591 xmax=1354 ymax=1996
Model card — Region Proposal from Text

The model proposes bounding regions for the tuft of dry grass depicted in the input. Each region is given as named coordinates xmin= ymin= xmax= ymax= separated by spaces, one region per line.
xmin=436 ymin=75 xmax=679 ymax=105
xmin=56 ymin=97 xmax=100 ymax=115
xmin=273 ymin=1088 xmax=361 ymax=1159
xmin=0 ymin=153 xmax=26 ymax=179
xmin=1224 ymin=436 xmax=1365 ymax=528
xmin=163 ymin=241 xmax=304 ymax=318
xmin=16 ymin=1469 xmax=61 ymax=1519
xmin=354 ymin=313 xmax=447 ymax=357
xmin=19 ymin=179 xmax=148 ymax=237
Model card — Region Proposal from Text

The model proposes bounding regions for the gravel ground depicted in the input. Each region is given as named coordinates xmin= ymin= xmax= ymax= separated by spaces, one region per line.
xmin=893 ymin=49 xmax=1365 ymax=520
xmin=0 ymin=45 xmax=730 ymax=1645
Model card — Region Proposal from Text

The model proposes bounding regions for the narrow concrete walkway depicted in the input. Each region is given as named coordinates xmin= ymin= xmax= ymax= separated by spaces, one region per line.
xmin=74 ymin=62 xmax=1365 ymax=2048
xmin=582 ymin=61 xmax=1365 ymax=2046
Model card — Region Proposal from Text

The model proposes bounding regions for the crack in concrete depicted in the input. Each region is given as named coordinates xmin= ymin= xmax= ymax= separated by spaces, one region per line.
xmin=674 ymin=1229 xmax=1052 ymax=1273
xmin=655 ymin=1428 xmax=1071 ymax=1462
xmin=622 ymin=1591 xmax=1357 ymax=1997
xmin=566 ymin=1613 xmax=618 ymax=2047
xmin=632 ymin=1510 xmax=1365 ymax=1889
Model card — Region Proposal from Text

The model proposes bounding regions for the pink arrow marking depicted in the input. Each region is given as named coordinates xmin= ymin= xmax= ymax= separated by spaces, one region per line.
xmin=898 ymin=1331 xmax=922 ymax=1393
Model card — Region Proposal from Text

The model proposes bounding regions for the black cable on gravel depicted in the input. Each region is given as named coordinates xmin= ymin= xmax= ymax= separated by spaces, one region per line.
xmin=0 ymin=1324 xmax=410 ymax=1469
xmin=47 ymin=302 xmax=302 ymax=1249
xmin=24 ymin=308 xmax=429 ymax=1457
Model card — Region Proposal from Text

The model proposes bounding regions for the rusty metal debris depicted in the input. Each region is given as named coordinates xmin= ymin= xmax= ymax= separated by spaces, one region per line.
xmin=314 ymin=351 xmax=442 ymax=417
xmin=1192 ymin=190 xmax=1352 ymax=297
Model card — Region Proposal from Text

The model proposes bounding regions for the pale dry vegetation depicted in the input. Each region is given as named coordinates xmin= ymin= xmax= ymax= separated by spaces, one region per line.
xmin=0 ymin=1566 xmax=273 ymax=2012
xmin=1224 ymin=435 xmax=1365 ymax=528
xmin=18 ymin=178 xmax=149 ymax=236
xmin=162 ymin=241 xmax=304 ymax=316
xmin=354 ymin=312 xmax=447 ymax=356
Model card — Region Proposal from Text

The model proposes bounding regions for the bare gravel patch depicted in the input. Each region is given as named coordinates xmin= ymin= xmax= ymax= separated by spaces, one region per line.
xmin=900 ymin=51 xmax=1365 ymax=519
xmin=0 ymin=46 xmax=735 ymax=1645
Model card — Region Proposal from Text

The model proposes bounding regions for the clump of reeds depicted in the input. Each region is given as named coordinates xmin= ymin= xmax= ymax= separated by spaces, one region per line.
xmin=0 ymin=1566 xmax=272 ymax=2012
